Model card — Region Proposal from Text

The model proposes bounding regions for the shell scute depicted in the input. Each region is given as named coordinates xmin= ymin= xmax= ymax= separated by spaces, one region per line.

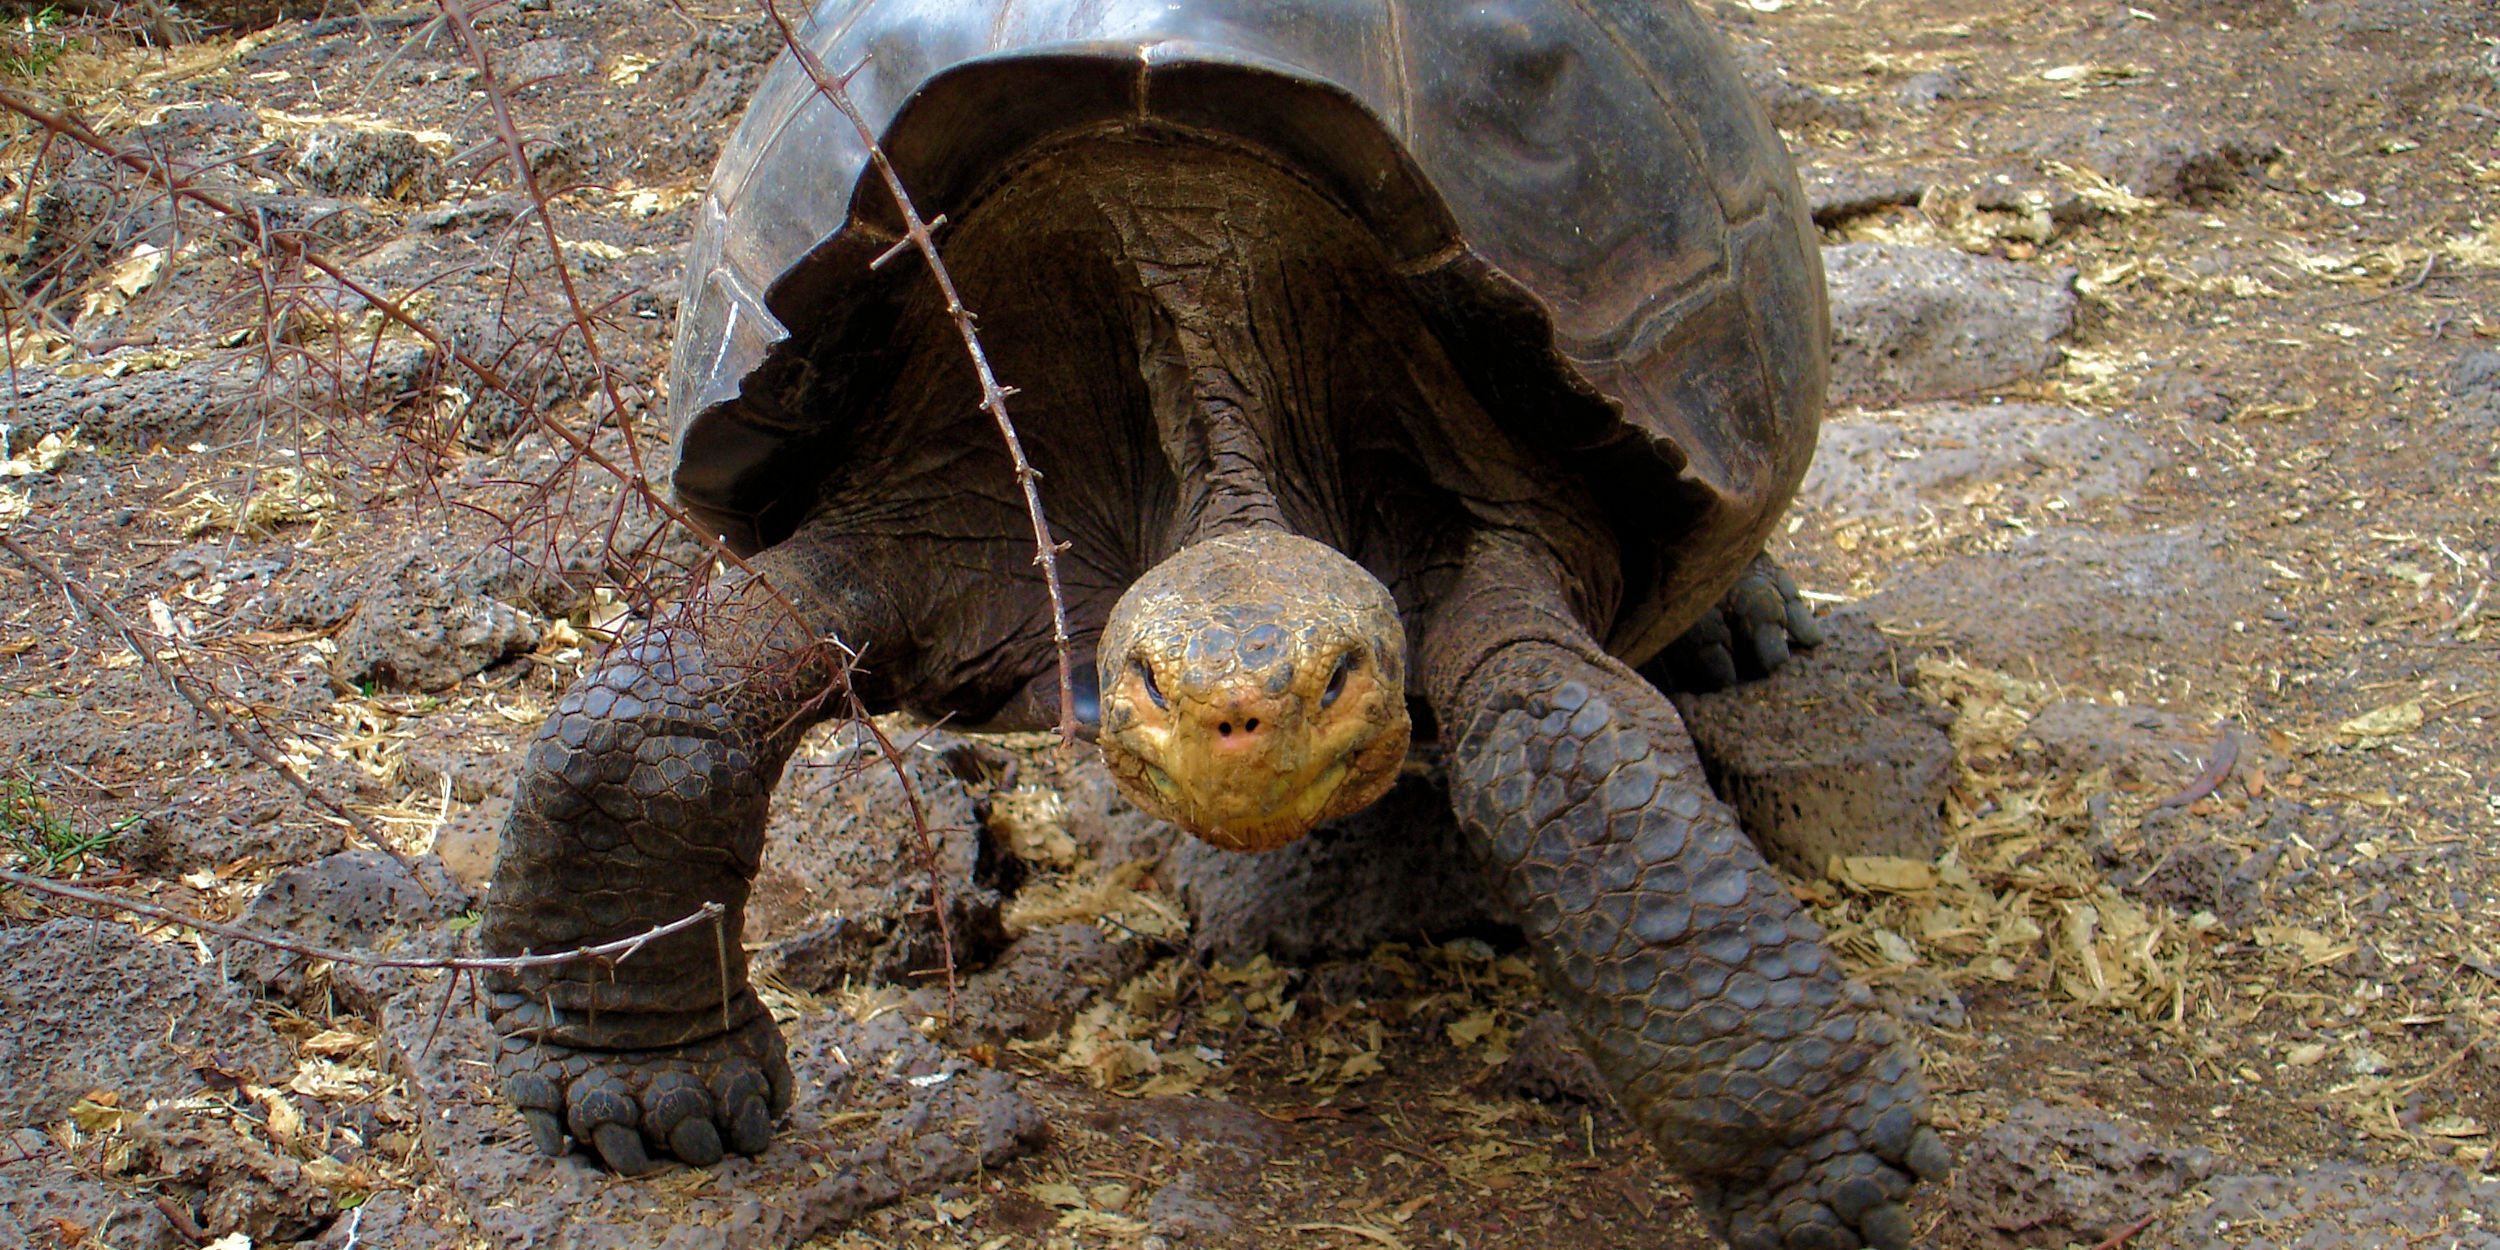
xmin=670 ymin=0 xmax=1825 ymax=649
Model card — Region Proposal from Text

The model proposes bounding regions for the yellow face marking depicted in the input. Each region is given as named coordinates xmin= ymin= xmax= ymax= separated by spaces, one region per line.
xmin=1096 ymin=532 xmax=1410 ymax=852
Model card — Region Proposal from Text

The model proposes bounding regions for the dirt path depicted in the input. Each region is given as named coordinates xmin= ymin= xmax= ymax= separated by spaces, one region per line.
xmin=2 ymin=3 xmax=2495 ymax=1249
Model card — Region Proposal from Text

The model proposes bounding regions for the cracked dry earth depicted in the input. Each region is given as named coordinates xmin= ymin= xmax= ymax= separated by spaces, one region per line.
xmin=2 ymin=1 xmax=2497 ymax=1248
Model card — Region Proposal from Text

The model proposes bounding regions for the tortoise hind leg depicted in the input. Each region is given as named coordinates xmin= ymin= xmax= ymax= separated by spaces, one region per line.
xmin=1648 ymin=552 xmax=1826 ymax=693
xmin=1422 ymin=540 xmax=1947 ymax=1250
xmin=479 ymin=524 xmax=908 ymax=1173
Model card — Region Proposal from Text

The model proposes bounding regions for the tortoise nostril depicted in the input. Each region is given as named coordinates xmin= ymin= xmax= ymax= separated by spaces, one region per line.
xmin=1245 ymin=718 xmax=1260 ymax=732
xmin=1219 ymin=721 xmax=1233 ymax=736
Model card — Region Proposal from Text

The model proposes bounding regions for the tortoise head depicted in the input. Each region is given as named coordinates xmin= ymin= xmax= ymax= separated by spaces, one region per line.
xmin=1097 ymin=531 xmax=1410 ymax=853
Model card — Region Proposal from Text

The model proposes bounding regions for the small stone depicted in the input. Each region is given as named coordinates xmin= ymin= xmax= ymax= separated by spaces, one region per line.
xmin=2022 ymin=701 xmax=2225 ymax=785
xmin=332 ymin=551 xmax=540 ymax=692
xmin=1146 ymin=1171 xmax=1238 ymax=1240
xmin=513 ymin=37 xmax=596 ymax=82
xmin=2023 ymin=107 xmax=2278 ymax=202
xmin=1823 ymin=243 xmax=2079 ymax=404
xmin=1897 ymin=66 xmax=1972 ymax=110
xmin=746 ymin=726 xmax=1009 ymax=991
xmin=2447 ymin=349 xmax=2500 ymax=431
xmin=130 ymin=1109 xmax=329 ymax=1243
xmin=1945 ymin=1101 xmax=2215 ymax=1247
xmin=432 ymin=796 xmax=507 ymax=890
xmin=1800 ymin=403 xmax=2166 ymax=524
xmin=2189 ymin=1163 xmax=2500 ymax=1248
xmin=1489 ymin=1010 xmax=1614 ymax=1106
xmin=1676 ymin=612 xmax=1954 ymax=876
xmin=219 ymin=851 xmax=472 ymax=1011
xmin=1797 ymin=160 xmax=1931 ymax=227
xmin=293 ymin=125 xmax=444 ymax=201
xmin=1969 ymin=168 xmax=2100 ymax=240
xmin=0 ymin=920 xmax=291 ymax=1127
xmin=1862 ymin=526 xmax=2265 ymax=690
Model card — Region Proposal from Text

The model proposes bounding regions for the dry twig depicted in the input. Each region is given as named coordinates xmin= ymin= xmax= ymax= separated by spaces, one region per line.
xmin=758 ymin=0 xmax=1082 ymax=744
xmin=0 ymin=864 xmax=723 ymax=973
xmin=0 ymin=86 xmax=827 ymax=649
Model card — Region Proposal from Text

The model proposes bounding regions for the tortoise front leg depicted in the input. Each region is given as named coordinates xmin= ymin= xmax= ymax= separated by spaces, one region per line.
xmin=1423 ymin=542 xmax=1948 ymax=1250
xmin=480 ymin=527 xmax=903 ymax=1173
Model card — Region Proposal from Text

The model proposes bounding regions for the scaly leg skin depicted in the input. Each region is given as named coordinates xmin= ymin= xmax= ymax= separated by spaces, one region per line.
xmin=480 ymin=534 xmax=897 ymax=1174
xmin=1649 ymin=552 xmax=1826 ymax=693
xmin=1424 ymin=543 xmax=1948 ymax=1250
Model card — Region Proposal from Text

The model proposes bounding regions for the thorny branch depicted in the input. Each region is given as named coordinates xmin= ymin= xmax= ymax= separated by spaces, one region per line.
xmin=0 ymin=0 xmax=1027 ymax=1000
xmin=0 ymin=84 xmax=827 ymax=646
xmin=0 ymin=864 xmax=724 ymax=974
xmin=759 ymin=0 xmax=1084 ymax=745
xmin=434 ymin=0 xmax=647 ymax=489
xmin=0 ymin=529 xmax=423 ymax=883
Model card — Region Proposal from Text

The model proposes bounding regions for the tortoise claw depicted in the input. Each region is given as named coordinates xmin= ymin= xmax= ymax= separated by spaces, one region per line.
xmin=1707 ymin=1123 xmax=1949 ymax=1250
xmin=668 ymin=1117 xmax=726 ymax=1168
xmin=1648 ymin=553 xmax=1822 ymax=692
xmin=521 ymin=1108 xmax=567 ymax=1158
xmin=591 ymin=1122 xmax=654 ymax=1175
xmin=1906 ymin=1127 xmax=1953 ymax=1180
xmin=491 ymin=1002 xmax=792 ymax=1173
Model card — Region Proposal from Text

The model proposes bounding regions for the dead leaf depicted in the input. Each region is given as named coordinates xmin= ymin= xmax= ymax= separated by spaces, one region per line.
xmin=1292 ymin=1223 xmax=1411 ymax=1250
xmin=300 ymin=1028 xmax=370 ymax=1058
xmin=988 ymin=786 xmax=1076 ymax=868
xmin=1833 ymin=856 xmax=1938 ymax=894
xmin=67 ymin=1091 xmax=130 ymax=1134
xmin=1871 ymin=928 xmax=1922 ymax=966
xmin=2336 ymin=699 xmax=2423 ymax=743
xmin=252 ymin=1086 xmax=305 ymax=1147
xmin=1027 ymin=1181 xmax=1086 ymax=1209
xmin=2255 ymin=924 xmax=2354 ymax=968
xmin=1445 ymin=1010 xmax=1499 ymax=1047
xmin=0 ymin=429 xmax=82 ymax=478
xmin=78 ymin=244 xmax=167 ymax=321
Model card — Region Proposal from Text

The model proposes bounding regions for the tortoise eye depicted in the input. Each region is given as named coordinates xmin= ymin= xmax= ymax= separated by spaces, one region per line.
xmin=1320 ymin=650 xmax=1359 ymax=709
xmin=1132 ymin=659 xmax=1168 ymax=710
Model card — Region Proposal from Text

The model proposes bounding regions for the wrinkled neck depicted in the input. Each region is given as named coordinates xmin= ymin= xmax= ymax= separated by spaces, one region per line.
xmin=1080 ymin=143 xmax=1345 ymax=550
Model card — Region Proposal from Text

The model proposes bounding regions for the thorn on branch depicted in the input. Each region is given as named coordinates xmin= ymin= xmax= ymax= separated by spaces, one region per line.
xmin=757 ymin=0 xmax=1089 ymax=822
xmin=871 ymin=214 xmax=947 ymax=270
xmin=0 ymin=865 xmax=725 ymax=975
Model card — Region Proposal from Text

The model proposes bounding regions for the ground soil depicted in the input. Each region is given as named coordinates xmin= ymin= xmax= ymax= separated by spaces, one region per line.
xmin=1 ymin=2 xmax=2496 ymax=1249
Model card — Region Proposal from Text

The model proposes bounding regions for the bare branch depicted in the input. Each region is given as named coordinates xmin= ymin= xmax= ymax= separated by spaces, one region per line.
xmin=0 ymin=85 xmax=832 ymax=655
xmin=757 ymin=0 xmax=1083 ymax=743
xmin=432 ymin=0 xmax=646 ymax=482
xmin=0 ymin=865 xmax=723 ymax=974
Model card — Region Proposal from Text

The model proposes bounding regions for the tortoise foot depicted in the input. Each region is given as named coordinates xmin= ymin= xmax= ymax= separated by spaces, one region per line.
xmin=1653 ymin=554 xmax=1826 ymax=692
xmin=1707 ymin=1123 xmax=1953 ymax=1250
xmin=492 ymin=996 xmax=793 ymax=1174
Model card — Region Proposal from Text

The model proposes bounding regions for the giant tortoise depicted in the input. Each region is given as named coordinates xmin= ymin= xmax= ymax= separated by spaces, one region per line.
xmin=480 ymin=1 xmax=1950 ymax=1245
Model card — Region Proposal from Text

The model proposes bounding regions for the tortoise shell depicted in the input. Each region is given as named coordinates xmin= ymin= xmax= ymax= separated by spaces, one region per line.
xmin=667 ymin=0 xmax=1826 ymax=666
